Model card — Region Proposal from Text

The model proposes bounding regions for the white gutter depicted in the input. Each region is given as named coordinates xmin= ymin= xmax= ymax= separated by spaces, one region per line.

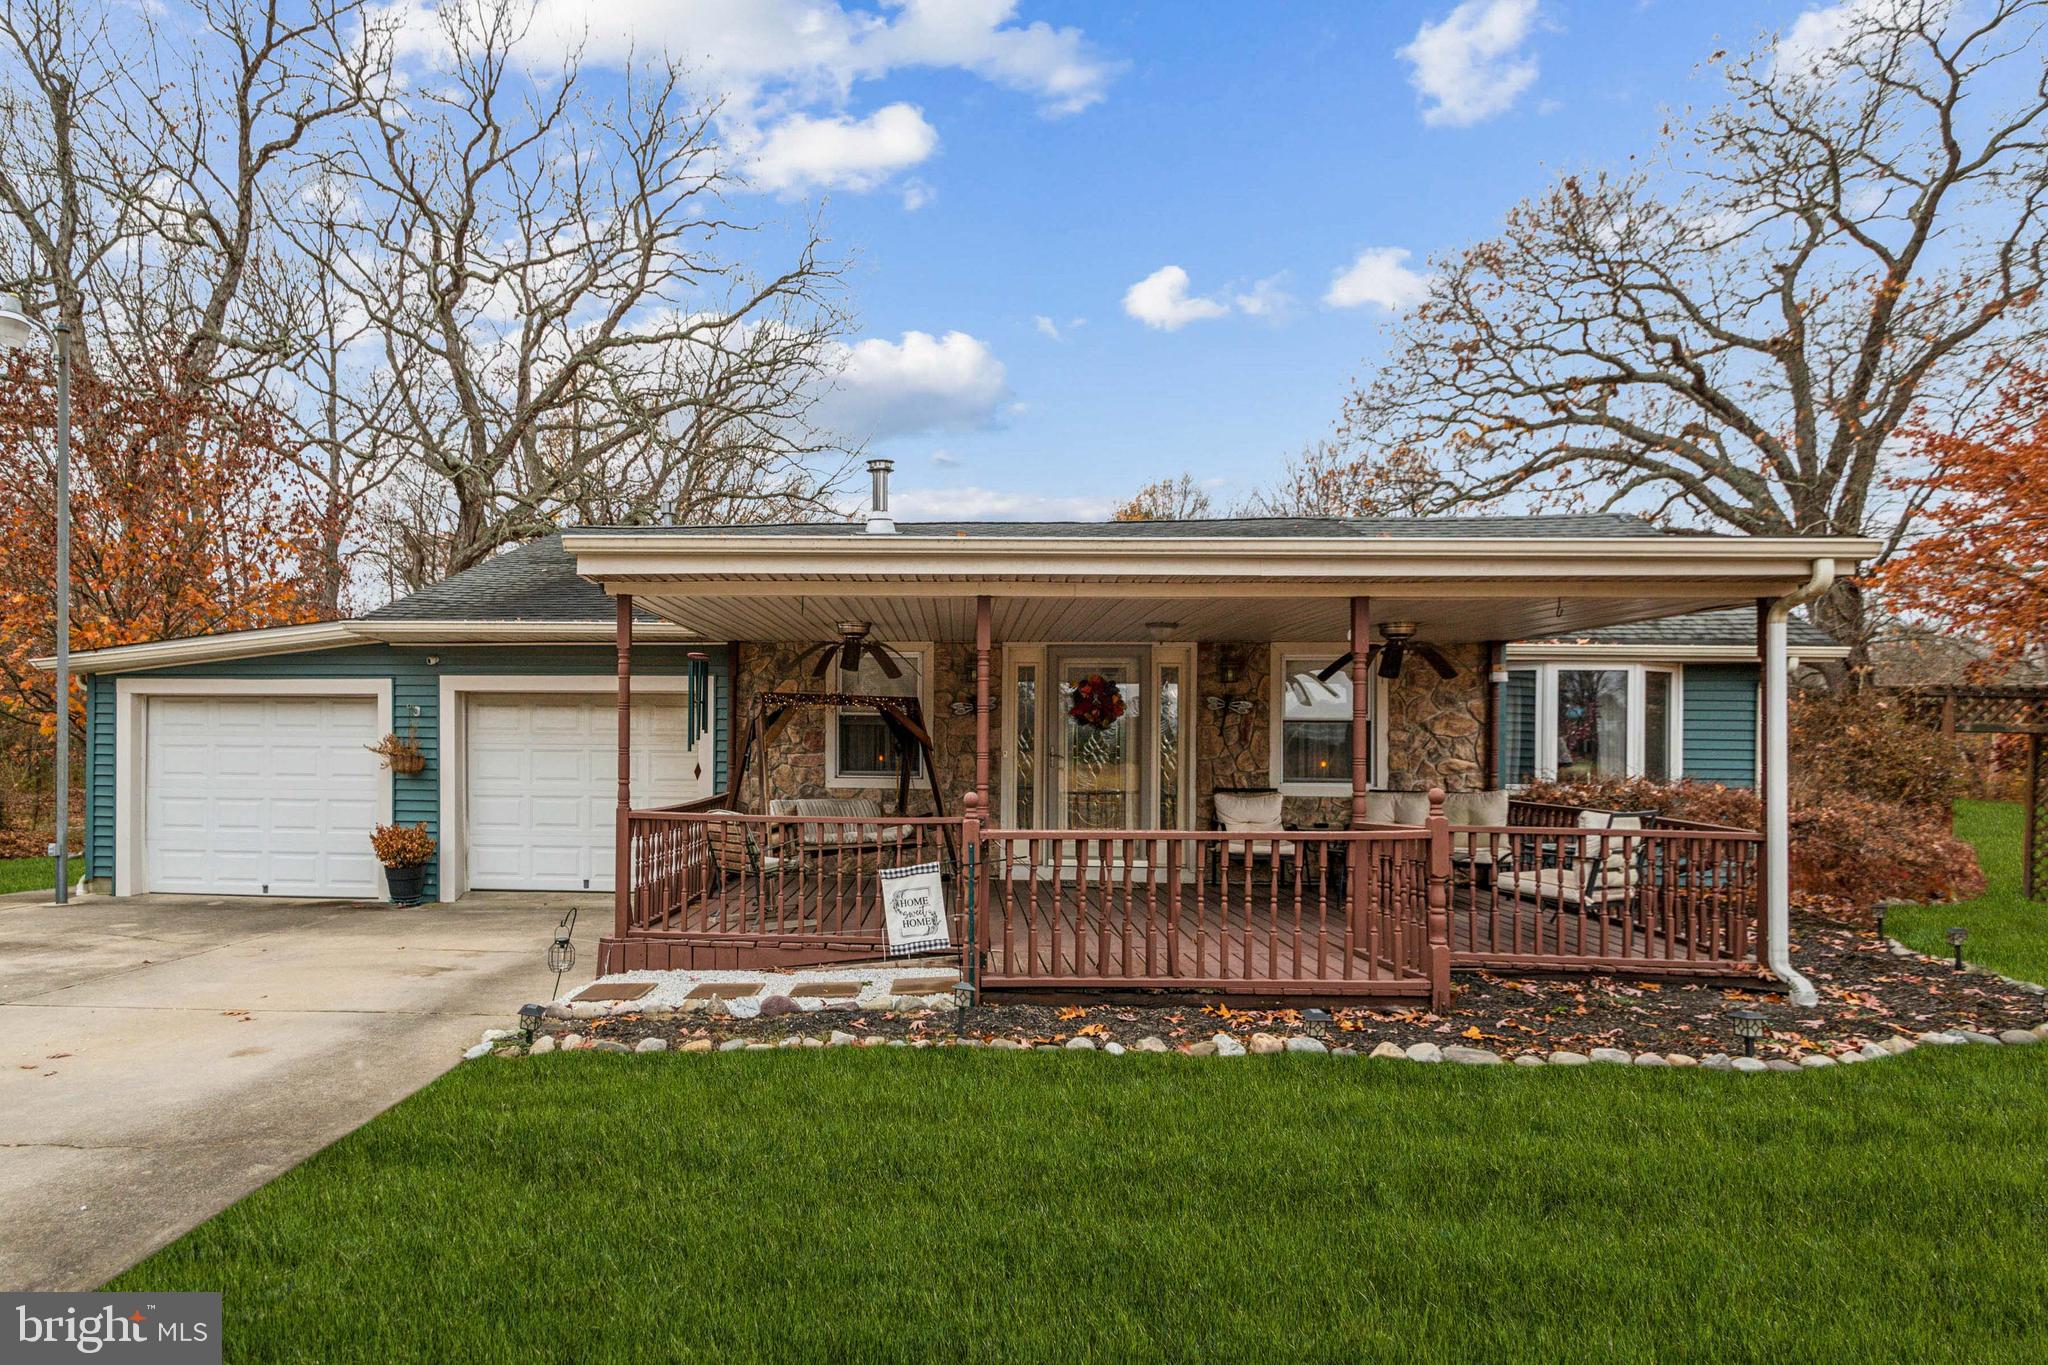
xmin=38 ymin=618 xmax=700 ymax=674
xmin=1505 ymin=642 xmax=1851 ymax=663
xmin=1762 ymin=559 xmax=1836 ymax=1006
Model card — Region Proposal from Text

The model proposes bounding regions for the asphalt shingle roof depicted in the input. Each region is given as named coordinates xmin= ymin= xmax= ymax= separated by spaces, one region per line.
xmin=1536 ymin=607 xmax=1836 ymax=649
xmin=360 ymin=522 xmax=1835 ymax=652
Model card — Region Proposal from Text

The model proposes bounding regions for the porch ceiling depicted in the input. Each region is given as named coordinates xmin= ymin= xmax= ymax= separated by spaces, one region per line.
xmin=616 ymin=589 xmax=1771 ymax=645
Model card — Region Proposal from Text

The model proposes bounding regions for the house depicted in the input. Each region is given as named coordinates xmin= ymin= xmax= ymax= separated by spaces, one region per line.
xmin=58 ymin=468 xmax=1873 ymax=1007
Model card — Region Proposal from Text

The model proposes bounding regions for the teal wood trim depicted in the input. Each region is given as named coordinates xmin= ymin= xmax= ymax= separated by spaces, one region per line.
xmin=1681 ymin=663 xmax=1759 ymax=787
xmin=81 ymin=642 xmax=730 ymax=897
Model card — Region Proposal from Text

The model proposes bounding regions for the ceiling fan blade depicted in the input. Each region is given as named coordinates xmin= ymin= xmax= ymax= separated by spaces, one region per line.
xmin=1418 ymin=644 xmax=1457 ymax=679
xmin=839 ymin=640 xmax=863 ymax=674
xmin=1314 ymin=652 xmax=1355 ymax=684
xmin=1378 ymin=641 xmax=1407 ymax=679
xmin=812 ymin=647 xmax=839 ymax=678
xmin=867 ymin=643 xmax=904 ymax=680
xmin=790 ymin=640 xmax=832 ymax=674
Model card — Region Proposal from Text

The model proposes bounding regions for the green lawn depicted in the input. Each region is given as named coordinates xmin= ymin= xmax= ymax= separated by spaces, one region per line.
xmin=0 ymin=854 xmax=57 ymax=895
xmin=110 ymin=802 xmax=2048 ymax=1361
xmin=1891 ymin=800 xmax=2047 ymax=983
xmin=112 ymin=1048 xmax=2048 ymax=1362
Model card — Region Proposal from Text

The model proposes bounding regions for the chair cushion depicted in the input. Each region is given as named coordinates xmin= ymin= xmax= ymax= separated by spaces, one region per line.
xmin=1443 ymin=790 xmax=1509 ymax=827
xmin=1364 ymin=790 xmax=1430 ymax=826
xmin=772 ymin=797 xmax=886 ymax=820
xmin=1222 ymin=837 xmax=1298 ymax=857
xmin=1214 ymin=789 xmax=1284 ymax=831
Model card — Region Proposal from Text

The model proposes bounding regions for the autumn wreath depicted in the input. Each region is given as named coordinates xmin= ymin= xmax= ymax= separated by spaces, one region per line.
xmin=1067 ymin=674 xmax=1126 ymax=731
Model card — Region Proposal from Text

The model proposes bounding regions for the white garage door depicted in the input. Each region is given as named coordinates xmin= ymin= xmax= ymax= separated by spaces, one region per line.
xmin=144 ymin=695 xmax=384 ymax=897
xmin=464 ymin=695 xmax=708 ymax=892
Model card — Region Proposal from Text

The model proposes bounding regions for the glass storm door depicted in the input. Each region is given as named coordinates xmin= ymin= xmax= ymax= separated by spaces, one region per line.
xmin=1050 ymin=650 xmax=1146 ymax=831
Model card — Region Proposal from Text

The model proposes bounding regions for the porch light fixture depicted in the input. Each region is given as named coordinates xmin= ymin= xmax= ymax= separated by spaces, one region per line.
xmin=1145 ymin=620 xmax=1178 ymax=643
xmin=1729 ymin=1009 xmax=1766 ymax=1057
xmin=1946 ymin=925 xmax=1968 ymax=972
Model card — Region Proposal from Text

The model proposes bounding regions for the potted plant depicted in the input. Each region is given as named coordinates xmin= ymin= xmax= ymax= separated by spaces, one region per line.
xmin=370 ymin=822 xmax=436 ymax=905
xmin=367 ymin=730 xmax=427 ymax=775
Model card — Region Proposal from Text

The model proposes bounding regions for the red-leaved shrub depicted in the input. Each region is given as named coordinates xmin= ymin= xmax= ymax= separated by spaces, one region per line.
xmin=1518 ymin=776 xmax=1984 ymax=916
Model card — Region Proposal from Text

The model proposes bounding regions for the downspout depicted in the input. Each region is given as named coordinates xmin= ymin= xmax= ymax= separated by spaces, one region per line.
xmin=1763 ymin=558 xmax=1835 ymax=1006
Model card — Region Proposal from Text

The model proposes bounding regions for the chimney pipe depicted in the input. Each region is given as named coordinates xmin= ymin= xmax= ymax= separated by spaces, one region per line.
xmin=865 ymin=457 xmax=896 ymax=534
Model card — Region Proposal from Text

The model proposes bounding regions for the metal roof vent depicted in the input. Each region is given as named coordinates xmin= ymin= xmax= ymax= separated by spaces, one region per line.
xmin=865 ymin=457 xmax=896 ymax=534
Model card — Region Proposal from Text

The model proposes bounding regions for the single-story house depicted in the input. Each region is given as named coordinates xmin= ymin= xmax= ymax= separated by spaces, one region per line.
xmin=57 ymin=471 xmax=1870 ymax=1006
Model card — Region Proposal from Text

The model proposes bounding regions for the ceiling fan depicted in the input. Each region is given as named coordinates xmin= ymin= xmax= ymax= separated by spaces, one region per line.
xmin=793 ymin=621 xmax=904 ymax=680
xmin=1313 ymin=621 xmax=1457 ymax=684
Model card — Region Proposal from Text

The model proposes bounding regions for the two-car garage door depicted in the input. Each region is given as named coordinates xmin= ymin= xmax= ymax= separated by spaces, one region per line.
xmin=144 ymin=695 xmax=385 ymax=897
xmin=462 ymin=695 xmax=707 ymax=893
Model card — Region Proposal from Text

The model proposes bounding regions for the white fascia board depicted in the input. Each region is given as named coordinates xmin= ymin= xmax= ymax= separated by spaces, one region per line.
xmin=1506 ymin=642 xmax=1851 ymax=663
xmin=43 ymin=619 xmax=702 ymax=674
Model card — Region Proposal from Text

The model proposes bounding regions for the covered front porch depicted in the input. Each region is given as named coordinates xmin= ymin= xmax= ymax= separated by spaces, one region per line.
xmin=571 ymin=517 xmax=1870 ymax=1005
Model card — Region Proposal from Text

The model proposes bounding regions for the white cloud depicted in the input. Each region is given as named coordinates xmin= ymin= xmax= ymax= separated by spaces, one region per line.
xmin=820 ymin=330 xmax=1009 ymax=440
xmin=748 ymin=103 xmax=939 ymax=193
xmin=929 ymin=448 xmax=962 ymax=466
xmin=1123 ymin=265 xmax=1231 ymax=331
xmin=891 ymin=485 xmax=1115 ymax=520
xmin=1398 ymin=0 xmax=1542 ymax=128
xmin=1324 ymin=247 xmax=1434 ymax=311
xmin=390 ymin=0 xmax=1118 ymax=117
xmin=1773 ymin=0 xmax=1942 ymax=82
xmin=1234 ymin=274 xmax=1295 ymax=321
xmin=900 ymin=178 xmax=935 ymax=211
xmin=1033 ymin=314 xmax=1062 ymax=340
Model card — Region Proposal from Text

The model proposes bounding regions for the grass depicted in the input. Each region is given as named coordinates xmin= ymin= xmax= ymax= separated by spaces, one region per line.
xmin=112 ymin=1049 xmax=2048 ymax=1362
xmin=110 ymin=802 xmax=2048 ymax=1362
xmin=0 ymin=854 xmax=57 ymax=895
xmin=1891 ymin=800 xmax=2047 ymax=984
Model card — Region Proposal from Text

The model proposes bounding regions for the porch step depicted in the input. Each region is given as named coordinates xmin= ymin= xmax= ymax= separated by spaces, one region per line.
xmin=789 ymin=981 xmax=862 ymax=1000
xmin=683 ymin=982 xmax=766 ymax=1001
xmin=573 ymin=981 xmax=655 ymax=1003
xmin=891 ymin=974 xmax=960 ymax=995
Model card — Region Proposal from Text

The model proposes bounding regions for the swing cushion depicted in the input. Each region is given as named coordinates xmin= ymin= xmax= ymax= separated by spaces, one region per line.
xmin=769 ymin=798 xmax=913 ymax=847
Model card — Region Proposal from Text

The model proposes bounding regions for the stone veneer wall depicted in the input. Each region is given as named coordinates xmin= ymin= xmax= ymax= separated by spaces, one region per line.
xmin=729 ymin=642 xmax=1000 ymax=815
xmin=1196 ymin=642 xmax=1490 ymax=829
xmin=732 ymin=637 xmax=1483 ymax=823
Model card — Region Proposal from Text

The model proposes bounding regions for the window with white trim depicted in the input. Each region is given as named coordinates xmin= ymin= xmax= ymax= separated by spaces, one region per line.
xmin=826 ymin=643 xmax=930 ymax=786
xmin=1505 ymin=663 xmax=1682 ymax=785
xmin=1271 ymin=651 xmax=1377 ymax=794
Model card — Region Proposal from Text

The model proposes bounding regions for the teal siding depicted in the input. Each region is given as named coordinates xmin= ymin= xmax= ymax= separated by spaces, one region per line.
xmin=1682 ymin=664 xmax=1759 ymax=787
xmin=86 ymin=675 xmax=114 ymax=880
xmin=82 ymin=642 xmax=730 ymax=900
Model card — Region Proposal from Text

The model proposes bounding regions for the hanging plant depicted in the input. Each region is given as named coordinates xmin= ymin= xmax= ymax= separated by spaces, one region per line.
xmin=1067 ymin=674 xmax=1127 ymax=731
xmin=367 ymin=730 xmax=427 ymax=775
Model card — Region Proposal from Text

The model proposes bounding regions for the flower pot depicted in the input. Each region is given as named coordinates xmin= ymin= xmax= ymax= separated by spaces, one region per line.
xmin=385 ymin=862 xmax=428 ymax=906
xmin=388 ymin=752 xmax=426 ymax=776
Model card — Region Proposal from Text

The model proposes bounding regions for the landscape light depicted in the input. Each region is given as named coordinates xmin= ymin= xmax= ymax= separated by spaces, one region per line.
xmin=1729 ymin=1009 xmax=1766 ymax=1058
xmin=1946 ymin=926 xmax=1968 ymax=972
xmin=518 ymin=1003 xmax=545 ymax=1045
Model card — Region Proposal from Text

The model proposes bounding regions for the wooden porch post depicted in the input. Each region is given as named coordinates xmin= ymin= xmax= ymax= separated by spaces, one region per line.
xmin=1349 ymin=596 xmax=1371 ymax=827
xmin=615 ymin=593 xmax=633 ymax=941
xmin=1483 ymin=640 xmax=1504 ymax=789
xmin=975 ymin=594 xmax=992 ymax=820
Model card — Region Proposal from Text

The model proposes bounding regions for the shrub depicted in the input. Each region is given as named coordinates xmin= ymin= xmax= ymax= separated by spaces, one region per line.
xmin=1788 ymin=689 xmax=1970 ymax=813
xmin=1517 ymin=776 xmax=1984 ymax=913
xmin=370 ymin=822 xmax=436 ymax=868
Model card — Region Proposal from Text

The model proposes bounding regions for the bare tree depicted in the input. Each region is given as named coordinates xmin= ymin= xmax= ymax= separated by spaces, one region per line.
xmin=1339 ymin=0 xmax=2048 ymax=664
xmin=1111 ymin=472 xmax=1215 ymax=521
xmin=318 ymin=0 xmax=851 ymax=586
xmin=1237 ymin=439 xmax=1480 ymax=518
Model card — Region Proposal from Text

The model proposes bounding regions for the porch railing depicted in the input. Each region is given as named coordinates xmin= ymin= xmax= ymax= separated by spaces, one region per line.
xmin=614 ymin=790 xmax=1760 ymax=991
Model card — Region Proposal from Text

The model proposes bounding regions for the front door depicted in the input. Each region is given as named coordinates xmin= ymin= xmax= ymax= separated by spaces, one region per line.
xmin=1049 ymin=649 xmax=1147 ymax=831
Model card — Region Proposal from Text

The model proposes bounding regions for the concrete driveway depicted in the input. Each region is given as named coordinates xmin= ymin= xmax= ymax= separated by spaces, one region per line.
xmin=0 ymin=891 xmax=602 ymax=1291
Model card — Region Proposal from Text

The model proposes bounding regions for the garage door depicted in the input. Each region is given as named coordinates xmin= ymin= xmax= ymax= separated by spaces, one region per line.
xmin=144 ymin=695 xmax=384 ymax=897
xmin=464 ymin=695 xmax=708 ymax=892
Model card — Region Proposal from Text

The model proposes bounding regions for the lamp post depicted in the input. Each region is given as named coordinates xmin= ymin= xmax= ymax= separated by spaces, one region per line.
xmin=0 ymin=293 xmax=73 ymax=905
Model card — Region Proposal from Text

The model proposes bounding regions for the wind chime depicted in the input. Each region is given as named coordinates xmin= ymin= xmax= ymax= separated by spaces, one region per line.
xmin=685 ymin=651 xmax=711 ymax=747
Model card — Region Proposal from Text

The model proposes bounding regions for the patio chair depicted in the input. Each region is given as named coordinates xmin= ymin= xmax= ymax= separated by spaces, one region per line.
xmin=1442 ymin=789 xmax=1511 ymax=885
xmin=1494 ymin=808 xmax=1653 ymax=914
xmin=1209 ymin=787 xmax=1298 ymax=886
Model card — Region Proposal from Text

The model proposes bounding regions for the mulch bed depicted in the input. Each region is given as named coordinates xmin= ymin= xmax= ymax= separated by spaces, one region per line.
xmin=537 ymin=913 xmax=2048 ymax=1060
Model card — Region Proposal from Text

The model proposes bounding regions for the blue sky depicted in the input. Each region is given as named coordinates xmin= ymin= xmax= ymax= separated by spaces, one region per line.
xmin=455 ymin=1 xmax=1851 ymax=520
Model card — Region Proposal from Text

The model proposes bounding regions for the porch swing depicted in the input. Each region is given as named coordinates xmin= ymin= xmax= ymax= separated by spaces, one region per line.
xmin=716 ymin=689 xmax=956 ymax=882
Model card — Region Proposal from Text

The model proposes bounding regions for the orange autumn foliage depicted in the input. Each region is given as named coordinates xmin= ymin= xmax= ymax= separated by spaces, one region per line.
xmin=0 ymin=349 xmax=333 ymax=746
xmin=1885 ymin=363 xmax=2048 ymax=662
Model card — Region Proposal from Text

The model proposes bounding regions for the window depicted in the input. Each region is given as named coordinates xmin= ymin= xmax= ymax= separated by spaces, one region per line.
xmin=826 ymin=644 xmax=928 ymax=785
xmin=1555 ymin=668 xmax=1629 ymax=779
xmin=1013 ymin=663 xmax=1037 ymax=825
xmin=1503 ymin=662 xmax=1683 ymax=785
xmin=1156 ymin=659 xmax=1183 ymax=828
xmin=1272 ymin=652 xmax=1372 ymax=793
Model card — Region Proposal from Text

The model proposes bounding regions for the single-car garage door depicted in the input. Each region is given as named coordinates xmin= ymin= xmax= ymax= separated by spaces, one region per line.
xmin=464 ymin=695 xmax=709 ymax=892
xmin=144 ymin=695 xmax=384 ymax=897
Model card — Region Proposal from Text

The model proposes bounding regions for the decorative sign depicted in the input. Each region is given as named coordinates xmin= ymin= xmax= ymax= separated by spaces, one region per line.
xmin=879 ymin=861 xmax=950 ymax=958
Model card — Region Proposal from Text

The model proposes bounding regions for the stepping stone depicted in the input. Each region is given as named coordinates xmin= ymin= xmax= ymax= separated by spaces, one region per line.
xmin=891 ymin=974 xmax=960 ymax=995
xmin=789 ymin=981 xmax=862 ymax=1000
xmin=573 ymin=981 xmax=654 ymax=1003
xmin=684 ymin=982 xmax=764 ymax=1001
